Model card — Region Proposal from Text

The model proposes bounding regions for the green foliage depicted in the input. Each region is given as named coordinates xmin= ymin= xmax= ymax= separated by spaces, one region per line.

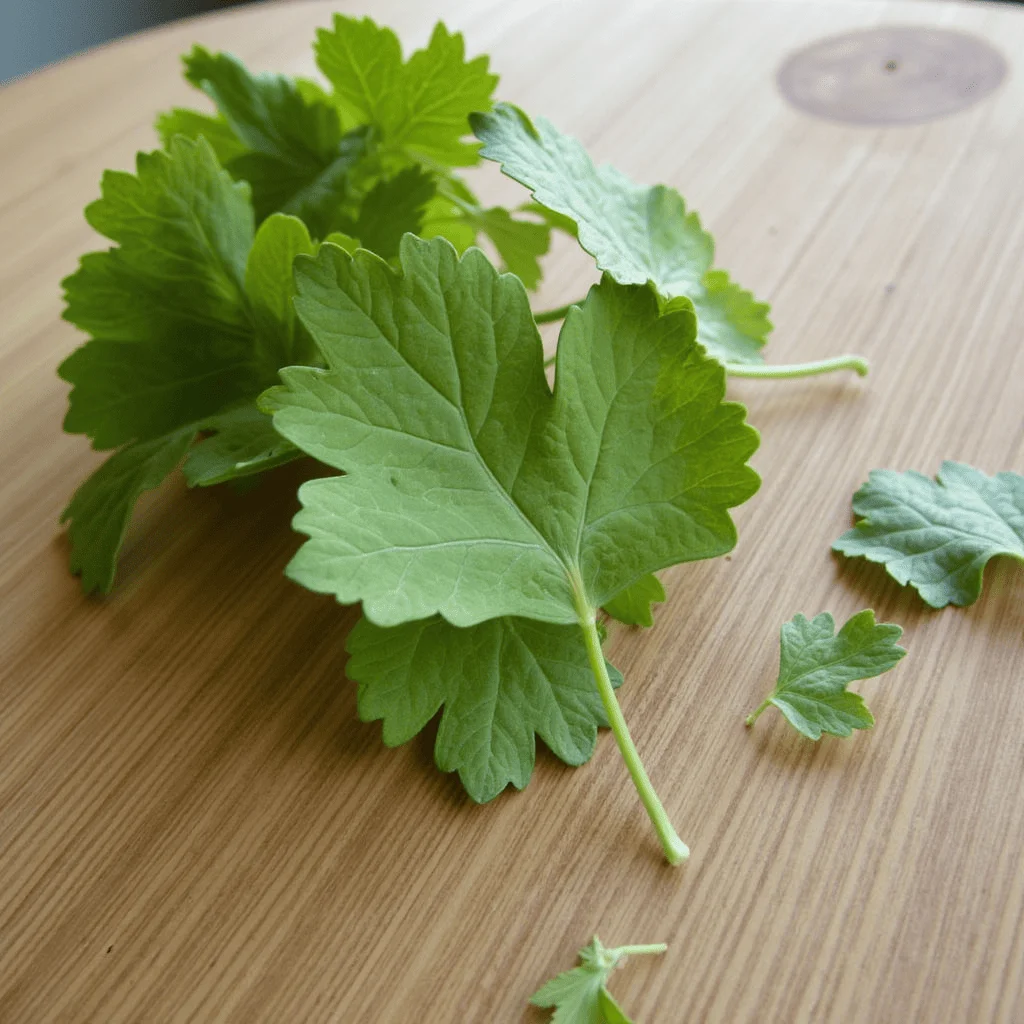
xmin=268 ymin=235 xmax=760 ymax=628
xmin=602 ymin=574 xmax=666 ymax=628
xmin=268 ymin=234 xmax=757 ymax=855
xmin=59 ymin=140 xmax=316 ymax=591
xmin=747 ymin=611 xmax=906 ymax=739
xmin=833 ymin=463 xmax=1024 ymax=608
xmin=314 ymin=17 xmax=498 ymax=169
xmin=471 ymin=103 xmax=772 ymax=364
xmin=531 ymin=936 xmax=667 ymax=1023
xmin=347 ymin=616 xmax=622 ymax=801
xmin=181 ymin=45 xmax=368 ymax=234
xmin=61 ymin=429 xmax=198 ymax=595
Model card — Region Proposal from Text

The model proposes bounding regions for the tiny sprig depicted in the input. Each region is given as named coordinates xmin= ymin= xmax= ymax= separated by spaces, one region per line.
xmin=531 ymin=936 xmax=667 ymax=1023
xmin=747 ymin=610 xmax=906 ymax=740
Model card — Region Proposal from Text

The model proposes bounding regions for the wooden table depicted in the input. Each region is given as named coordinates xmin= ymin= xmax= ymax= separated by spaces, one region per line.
xmin=2 ymin=1 xmax=1022 ymax=1020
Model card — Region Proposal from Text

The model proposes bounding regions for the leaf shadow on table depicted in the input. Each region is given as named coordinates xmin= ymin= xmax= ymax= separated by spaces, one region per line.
xmin=830 ymin=545 xmax=1024 ymax=644
xmin=728 ymin=377 xmax=870 ymax=433
xmin=49 ymin=454 xmax=504 ymax=810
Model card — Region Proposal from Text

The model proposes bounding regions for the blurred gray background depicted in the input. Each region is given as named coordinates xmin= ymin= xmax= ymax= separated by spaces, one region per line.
xmin=1 ymin=0 xmax=248 ymax=84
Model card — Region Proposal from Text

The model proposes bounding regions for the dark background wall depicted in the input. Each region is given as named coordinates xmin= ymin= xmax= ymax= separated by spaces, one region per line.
xmin=1 ymin=0 xmax=247 ymax=84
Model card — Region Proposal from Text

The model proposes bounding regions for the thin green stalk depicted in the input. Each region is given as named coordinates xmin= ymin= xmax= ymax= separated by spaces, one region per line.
xmin=612 ymin=943 xmax=669 ymax=958
xmin=577 ymin=610 xmax=689 ymax=865
xmin=533 ymin=301 xmax=578 ymax=325
xmin=746 ymin=697 xmax=772 ymax=727
xmin=724 ymin=355 xmax=869 ymax=379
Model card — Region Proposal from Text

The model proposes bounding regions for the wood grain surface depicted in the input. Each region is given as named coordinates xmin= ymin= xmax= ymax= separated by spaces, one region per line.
xmin=2 ymin=1 xmax=1023 ymax=1020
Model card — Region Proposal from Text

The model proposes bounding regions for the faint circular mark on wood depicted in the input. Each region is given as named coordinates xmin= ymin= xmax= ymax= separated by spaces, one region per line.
xmin=777 ymin=26 xmax=1007 ymax=125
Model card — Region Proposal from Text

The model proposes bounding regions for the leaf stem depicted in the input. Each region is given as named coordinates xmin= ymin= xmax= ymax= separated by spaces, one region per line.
xmin=577 ymin=611 xmax=689 ymax=865
xmin=533 ymin=301 xmax=579 ymax=324
xmin=542 ymin=345 xmax=868 ymax=378
xmin=746 ymin=697 xmax=772 ymax=727
xmin=724 ymin=355 xmax=869 ymax=379
xmin=611 ymin=943 xmax=669 ymax=958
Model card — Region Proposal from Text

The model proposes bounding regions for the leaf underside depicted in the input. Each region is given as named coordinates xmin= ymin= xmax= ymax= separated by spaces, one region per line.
xmin=761 ymin=610 xmax=906 ymax=740
xmin=269 ymin=234 xmax=760 ymax=629
xmin=347 ymin=615 xmax=622 ymax=802
xmin=833 ymin=462 xmax=1024 ymax=608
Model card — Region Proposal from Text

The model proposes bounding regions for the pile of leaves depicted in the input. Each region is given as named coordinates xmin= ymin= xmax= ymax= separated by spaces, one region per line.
xmin=57 ymin=15 xmax=1023 ymax=1017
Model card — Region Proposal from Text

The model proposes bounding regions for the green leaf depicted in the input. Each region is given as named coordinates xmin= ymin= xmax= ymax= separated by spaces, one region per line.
xmin=60 ymin=137 xmax=261 ymax=449
xmin=268 ymin=235 xmax=760 ymax=628
xmin=747 ymin=611 xmax=906 ymax=740
xmin=315 ymin=17 xmax=498 ymax=169
xmin=473 ymin=206 xmax=550 ymax=290
xmin=181 ymin=45 xmax=368 ymax=233
xmin=245 ymin=213 xmax=319 ymax=368
xmin=519 ymin=200 xmax=579 ymax=239
xmin=154 ymin=107 xmax=248 ymax=165
xmin=602 ymin=574 xmax=665 ymax=628
xmin=61 ymin=429 xmax=197 ymax=595
xmin=64 ymin=135 xmax=252 ymax=344
xmin=60 ymin=142 xmax=316 ymax=590
xmin=182 ymin=403 xmax=300 ymax=488
xmin=471 ymin=103 xmax=772 ymax=364
xmin=833 ymin=462 xmax=1024 ymax=609
xmin=419 ymin=192 xmax=478 ymax=253
xmin=347 ymin=615 xmax=623 ymax=802
xmin=531 ymin=937 xmax=666 ymax=1023
xmin=353 ymin=166 xmax=436 ymax=262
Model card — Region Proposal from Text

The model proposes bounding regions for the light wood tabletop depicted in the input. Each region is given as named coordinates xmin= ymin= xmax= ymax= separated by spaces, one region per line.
xmin=2 ymin=0 xmax=1023 ymax=1020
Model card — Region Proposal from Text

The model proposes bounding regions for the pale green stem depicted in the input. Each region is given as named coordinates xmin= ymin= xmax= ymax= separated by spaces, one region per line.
xmin=534 ymin=302 xmax=576 ymax=325
xmin=724 ymin=355 xmax=869 ymax=379
xmin=577 ymin=610 xmax=689 ymax=865
xmin=542 ymin=347 xmax=867 ymax=378
xmin=612 ymin=944 xmax=669 ymax=958
xmin=746 ymin=697 xmax=772 ymax=727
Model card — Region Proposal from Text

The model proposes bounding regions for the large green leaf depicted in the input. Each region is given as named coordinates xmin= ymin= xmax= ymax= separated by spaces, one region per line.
xmin=268 ymin=235 xmax=760 ymax=627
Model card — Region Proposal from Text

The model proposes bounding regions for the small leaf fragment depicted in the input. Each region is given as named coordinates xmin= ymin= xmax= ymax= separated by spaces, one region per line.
xmin=182 ymin=404 xmax=300 ymax=488
xmin=747 ymin=610 xmax=906 ymax=740
xmin=602 ymin=574 xmax=666 ymax=628
xmin=833 ymin=462 xmax=1024 ymax=608
xmin=531 ymin=936 xmax=667 ymax=1024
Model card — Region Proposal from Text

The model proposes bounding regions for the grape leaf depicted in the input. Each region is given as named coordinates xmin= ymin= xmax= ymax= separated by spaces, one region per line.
xmin=314 ymin=17 xmax=497 ymax=170
xmin=268 ymin=235 xmax=760 ymax=629
xmin=347 ymin=615 xmax=623 ymax=802
xmin=602 ymin=574 xmax=665 ymax=628
xmin=59 ymin=141 xmax=314 ymax=592
xmin=471 ymin=103 xmax=772 ymax=364
xmin=531 ymin=936 xmax=666 ymax=1024
xmin=179 ymin=45 xmax=369 ymax=234
xmin=833 ymin=463 xmax=1024 ymax=608
xmin=747 ymin=611 xmax=906 ymax=740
